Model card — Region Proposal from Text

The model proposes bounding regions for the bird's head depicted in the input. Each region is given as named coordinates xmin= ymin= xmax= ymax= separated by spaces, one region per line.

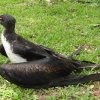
xmin=0 ymin=14 xmax=16 ymax=29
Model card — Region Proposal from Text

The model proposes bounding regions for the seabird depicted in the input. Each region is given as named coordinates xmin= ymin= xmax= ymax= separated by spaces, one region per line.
xmin=0 ymin=14 xmax=100 ymax=88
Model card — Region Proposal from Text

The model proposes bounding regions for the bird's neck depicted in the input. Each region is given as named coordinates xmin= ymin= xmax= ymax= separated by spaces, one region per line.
xmin=3 ymin=27 xmax=15 ymax=35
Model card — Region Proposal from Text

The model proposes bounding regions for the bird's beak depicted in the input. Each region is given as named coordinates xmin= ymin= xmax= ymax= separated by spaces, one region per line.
xmin=0 ymin=17 xmax=2 ymax=20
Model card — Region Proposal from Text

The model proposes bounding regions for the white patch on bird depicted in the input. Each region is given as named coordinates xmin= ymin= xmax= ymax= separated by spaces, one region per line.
xmin=1 ymin=31 xmax=27 ymax=63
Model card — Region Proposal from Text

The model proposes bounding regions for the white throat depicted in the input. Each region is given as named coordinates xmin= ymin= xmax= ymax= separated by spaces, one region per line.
xmin=1 ymin=31 xmax=27 ymax=63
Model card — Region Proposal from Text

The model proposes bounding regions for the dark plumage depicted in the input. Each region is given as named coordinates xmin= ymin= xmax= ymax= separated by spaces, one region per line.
xmin=0 ymin=14 xmax=100 ymax=88
xmin=0 ymin=56 xmax=100 ymax=88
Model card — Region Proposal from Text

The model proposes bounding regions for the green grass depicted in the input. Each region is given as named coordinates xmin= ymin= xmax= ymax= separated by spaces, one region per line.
xmin=0 ymin=0 xmax=100 ymax=99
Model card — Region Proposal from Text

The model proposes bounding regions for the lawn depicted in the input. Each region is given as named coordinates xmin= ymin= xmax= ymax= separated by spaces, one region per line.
xmin=0 ymin=0 xmax=100 ymax=99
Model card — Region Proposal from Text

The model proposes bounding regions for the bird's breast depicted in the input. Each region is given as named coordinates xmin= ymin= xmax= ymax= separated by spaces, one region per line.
xmin=1 ymin=33 xmax=27 ymax=63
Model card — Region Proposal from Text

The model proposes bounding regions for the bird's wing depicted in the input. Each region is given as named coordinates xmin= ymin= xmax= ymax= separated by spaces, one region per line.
xmin=11 ymin=35 xmax=56 ymax=61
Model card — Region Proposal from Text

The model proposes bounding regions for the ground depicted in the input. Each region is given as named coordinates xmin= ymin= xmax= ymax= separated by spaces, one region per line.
xmin=0 ymin=0 xmax=100 ymax=100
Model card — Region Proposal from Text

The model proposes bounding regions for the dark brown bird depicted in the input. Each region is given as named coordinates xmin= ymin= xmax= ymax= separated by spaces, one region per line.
xmin=0 ymin=14 xmax=100 ymax=88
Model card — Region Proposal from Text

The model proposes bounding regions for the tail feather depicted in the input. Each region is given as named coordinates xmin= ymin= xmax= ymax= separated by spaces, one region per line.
xmin=79 ymin=64 xmax=100 ymax=70
xmin=54 ymin=45 xmax=100 ymax=70
xmin=39 ymin=73 xmax=100 ymax=89
xmin=70 ymin=59 xmax=100 ymax=70
xmin=67 ymin=45 xmax=83 ymax=59
xmin=54 ymin=73 xmax=100 ymax=85
xmin=55 ymin=45 xmax=83 ymax=60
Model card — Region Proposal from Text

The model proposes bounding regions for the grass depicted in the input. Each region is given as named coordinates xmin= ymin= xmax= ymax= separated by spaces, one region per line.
xmin=0 ymin=0 xmax=100 ymax=99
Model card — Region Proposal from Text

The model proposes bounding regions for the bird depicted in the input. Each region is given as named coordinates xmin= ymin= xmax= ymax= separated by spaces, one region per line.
xmin=0 ymin=14 xmax=100 ymax=88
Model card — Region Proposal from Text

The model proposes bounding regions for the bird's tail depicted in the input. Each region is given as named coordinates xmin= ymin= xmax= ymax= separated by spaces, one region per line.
xmin=55 ymin=45 xmax=100 ymax=70
xmin=39 ymin=73 xmax=100 ymax=89
xmin=50 ymin=73 xmax=100 ymax=86
xmin=70 ymin=59 xmax=100 ymax=70
xmin=68 ymin=46 xmax=100 ymax=70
